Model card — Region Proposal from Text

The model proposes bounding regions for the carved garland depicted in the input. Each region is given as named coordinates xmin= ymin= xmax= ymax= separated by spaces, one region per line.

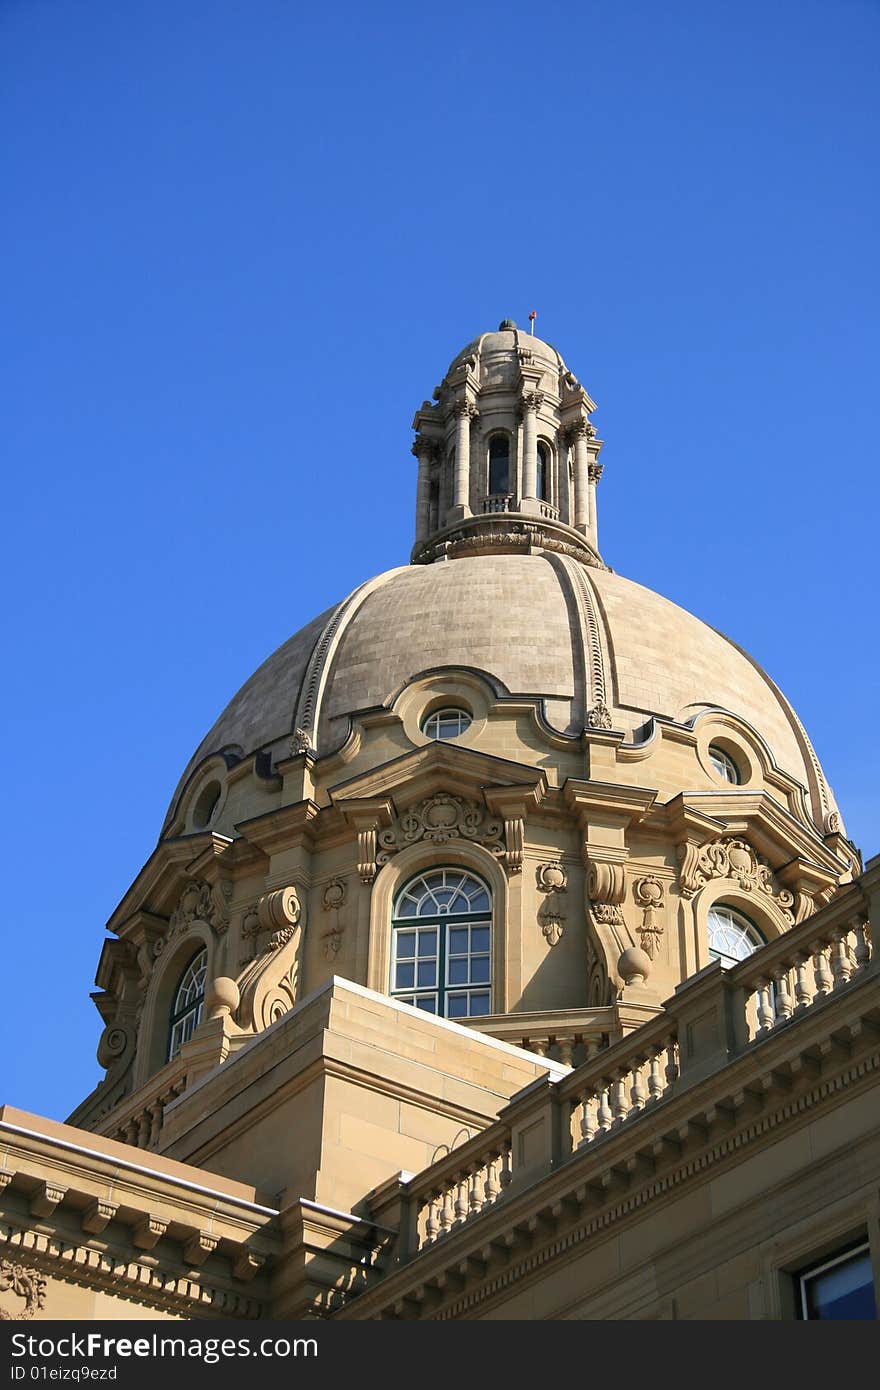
xmin=0 ymin=1261 xmax=47 ymax=1320
xmin=677 ymin=837 xmax=795 ymax=922
xmin=164 ymin=879 xmax=232 ymax=943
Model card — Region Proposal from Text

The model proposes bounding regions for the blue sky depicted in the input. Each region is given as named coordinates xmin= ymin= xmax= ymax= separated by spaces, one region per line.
xmin=2 ymin=0 xmax=878 ymax=1120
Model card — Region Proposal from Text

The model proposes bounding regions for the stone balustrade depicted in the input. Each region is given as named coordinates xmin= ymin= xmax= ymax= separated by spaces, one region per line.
xmin=410 ymin=1126 xmax=514 ymax=1251
xmin=481 ymin=494 xmax=515 ymax=513
xmin=101 ymin=1068 xmax=188 ymax=1151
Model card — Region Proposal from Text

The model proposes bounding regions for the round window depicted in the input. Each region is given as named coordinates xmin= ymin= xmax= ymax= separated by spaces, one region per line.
xmin=708 ymin=744 xmax=741 ymax=785
xmin=421 ymin=707 xmax=472 ymax=741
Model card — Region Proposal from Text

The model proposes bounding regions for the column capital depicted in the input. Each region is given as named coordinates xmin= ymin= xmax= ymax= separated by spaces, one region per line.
xmin=453 ymin=398 xmax=478 ymax=421
xmin=521 ymin=389 xmax=545 ymax=414
xmin=588 ymin=461 xmax=604 ymax=484
xmin=411 ymin=433 xmax=438 ymax=460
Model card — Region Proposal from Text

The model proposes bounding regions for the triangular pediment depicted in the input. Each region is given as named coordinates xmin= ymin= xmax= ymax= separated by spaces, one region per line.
xmin=328 ymin=741 xmax=547 ymax=814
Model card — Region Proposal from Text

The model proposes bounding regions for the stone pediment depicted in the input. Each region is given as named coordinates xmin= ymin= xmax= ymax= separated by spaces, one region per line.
xmin=329 ymin=741 xmax=547 ymax=812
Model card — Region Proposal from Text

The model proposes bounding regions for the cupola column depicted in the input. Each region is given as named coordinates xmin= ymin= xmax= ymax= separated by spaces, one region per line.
xmin=571 ymin=421 xmax=590 ymax=532
xmin=450 ymin=399 xmax=476 ymax=519
xmin=588 ymin=458 xmax=603 ymax=550
xmin=520 ymin=391 xmax=543 ymax=500
xmin=412 ymin=435 xmax=435 ymax=543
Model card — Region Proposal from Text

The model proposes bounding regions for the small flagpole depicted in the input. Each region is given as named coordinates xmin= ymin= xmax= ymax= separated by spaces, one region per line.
xmin=529 ymin=310 xmax=537 ymax=335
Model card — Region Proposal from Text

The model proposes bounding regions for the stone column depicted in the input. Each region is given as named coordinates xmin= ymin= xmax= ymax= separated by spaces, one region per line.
xmin=520 ymin=390 xmax=543 ymax=501
xmin=412 ymin=435 xmax=435 ymax=543
xmin=588 ymin=458 xmax=603 ymax=551
xmin=572 ymin=421 xmax=589 ymax=531
xmin=557 ymin=429 xmax=570 ymax=525
xmin=451 ymin=399 xmax=475 ymax=518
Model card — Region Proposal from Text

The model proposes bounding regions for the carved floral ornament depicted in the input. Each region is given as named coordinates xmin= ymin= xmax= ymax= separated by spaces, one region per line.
xmin=0 ymin=1262 xmax=47 ymax=1320
xmin=321 ymin=878 xmax=347 ymax=961
xmin=162 ymin=879 xmax=232 ymax=949
xmin=536 ymin=862 xmax=568 ymax=947
xmin=633 ymin=875 xmax=665 ymax=960
xmin=374 ymin=794 xmax=518 ymax=873
xmin=677 ymin=837 xmax=795 ymax=922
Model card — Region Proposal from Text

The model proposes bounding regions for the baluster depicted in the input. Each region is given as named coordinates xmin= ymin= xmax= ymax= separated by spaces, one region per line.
xmin=853 ymin=920 xmax=871 ymax=972
xmin=774 ymin=967 xmax=794 ymax=1022
xmin=439 ymin=1186 xmax=454 ymax=1235
xmin=596 ymin=1083 xmax=613 ymax=1134
xmin=579 ymin=1092 xmax=598 ymax=1147
xmin=499 ymin=1145 xmax=513 ymax=1189
xmin=469 ymin=1166 xmax=484 ymax=1215
xmin=147 ymin=1101 xmax=163 ymax=1149
xmin=794 ymin=954 xmax=813 ymax=1009
xmin=756 ymin=980 xmax=775 ymax=1035
xmin=813 ymin=942 xmax=834 ymax=999
xmin=484 ymin=1155 xmax=500 ymax=1204
xmin=424 ymin=1194 xmax=439 ymax=1244
xmin=454 ymin=1174 xmax=469 ymax=1223
xmin=124 ymin=1120 xmax=139 ymax=1146
xmin=612 ymin=1072 xmax=630 ymax=1125
xmin=830 ymin=929 xmax=854 ymax=986
xmin=647 ymin=1050 xmax=665 ymax=1102
xmin=557 ymin=1036 xmax=574 ymax=1066
xmin=630 ymin=1061 xmax=647 ymax=1113
xmin=665 ymin=1037 xmax=679 ymax=1086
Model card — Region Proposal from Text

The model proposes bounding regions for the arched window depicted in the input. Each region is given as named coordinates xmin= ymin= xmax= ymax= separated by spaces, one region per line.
xmin=421 ymin=707 xmax=471 ymax=740
xmin=708 ymin=744 xmax=741 ymax=784
xmin=390 ymin=869 xmax=492 ymax=1019
xmin=488 ymin=435 xmax=510 ymax=495
xmin=707 ymin=904 xmax=765 ymax=968
xmin=537 ymin=441 xmax=550 ymax=501
xmin=167 ymin=948 xmax=207 ymax=1061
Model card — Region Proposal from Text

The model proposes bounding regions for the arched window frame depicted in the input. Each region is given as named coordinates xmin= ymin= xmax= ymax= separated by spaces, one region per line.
xmin=166 ymin=948 xmax=208 ymax=1061
xmin=390 ymin=869 xmax=492 ymax=1019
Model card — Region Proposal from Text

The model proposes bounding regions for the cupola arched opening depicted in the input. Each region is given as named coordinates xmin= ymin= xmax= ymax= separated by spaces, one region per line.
xmin=390 ymin=869 xmax=492 ymax=1019
xmin=488 ymin=435 xmax=511 ymax=496
xmin=537 ymin=440 xmax=551 ymax=501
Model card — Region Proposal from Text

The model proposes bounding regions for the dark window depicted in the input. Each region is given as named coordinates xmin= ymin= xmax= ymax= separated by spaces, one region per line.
xmin=798 ymin=1241 xmax=876 ymax=1320
xmin=488 ymin=436 xmax=510 ymax=495
xmin=537 ymin=441 xmax=550 ymax=501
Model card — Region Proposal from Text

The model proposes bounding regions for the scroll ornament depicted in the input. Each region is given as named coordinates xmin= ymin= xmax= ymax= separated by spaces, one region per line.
xmin=0 ymin=1263 xmax=47 ymax=1320
xmin=677 ymin=837 xmax=795 ymax=922
xmin=587 ymin=860 xmax=627 ymax=929
xmin=236 ymin=886 xmax=303 ymax=1031
xmin=633 ymin=876 xmax=665 ymax=960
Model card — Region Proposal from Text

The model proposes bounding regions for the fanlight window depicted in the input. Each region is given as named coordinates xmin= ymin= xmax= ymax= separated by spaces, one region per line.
xmin=707 ymin=904 xmax=765 ymax=968
xmin=421 ymin=707 xmax=471 ymax=740
xmin=167 ymin=948 xmax=207 ymax=1061
xmin=391 ymin=870 xmax=491 ymax=1019
xmin=488 ymin=435 xmax=510 ymax=495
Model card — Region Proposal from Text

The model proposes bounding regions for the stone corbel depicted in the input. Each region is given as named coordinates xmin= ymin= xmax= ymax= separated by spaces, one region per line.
xmin=584 ymin=849 xmax=631 ymax=951
xmin=337 ymin=797 xmax=395 ymax=883
xmin=483 ymin=784 xmax=542 ymax=876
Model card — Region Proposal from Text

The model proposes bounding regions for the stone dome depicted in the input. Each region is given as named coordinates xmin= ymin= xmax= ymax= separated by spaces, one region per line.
xmin=164 ymin=551 xmax=841 ymax=836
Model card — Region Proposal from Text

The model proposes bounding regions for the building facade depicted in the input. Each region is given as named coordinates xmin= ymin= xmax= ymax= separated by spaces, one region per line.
xmin=1 ymin=324 xmax=877 ymax=1322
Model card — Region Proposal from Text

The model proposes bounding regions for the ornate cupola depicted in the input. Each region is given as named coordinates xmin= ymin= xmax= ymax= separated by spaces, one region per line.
xmin=411 ymin=320 xmax=605 ymax=568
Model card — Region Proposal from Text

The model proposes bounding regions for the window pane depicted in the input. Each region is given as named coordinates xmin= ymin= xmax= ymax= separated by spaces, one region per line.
xmin=417 ymin=960 xmax=437 ymax=987
xmin=471 ymin=926 xmax=490 ymax=953
xmin=449 ymin=958 xmax=469 ymax=985
xmin=448 ymin=928 xmax=469 ymax=953
xmin=415 ymin=996 xmax=437 ymax=1013
xmin=471 ymin=955 xmax=490 ymax=984
xmin=418 ymin=929 xmax=437 ymax=954
xmin=469 ymin=992 xmax=491 ymax=1016
xmin=447 ymin=994 xmax=469 ymax=1019
xmin=395 ymin=962 xmax=415 ymax=989
xmin=802 ymin=1248 xmax=876 ymax=1320
xmin=396 ymin=932 xmax=416 ymax=958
